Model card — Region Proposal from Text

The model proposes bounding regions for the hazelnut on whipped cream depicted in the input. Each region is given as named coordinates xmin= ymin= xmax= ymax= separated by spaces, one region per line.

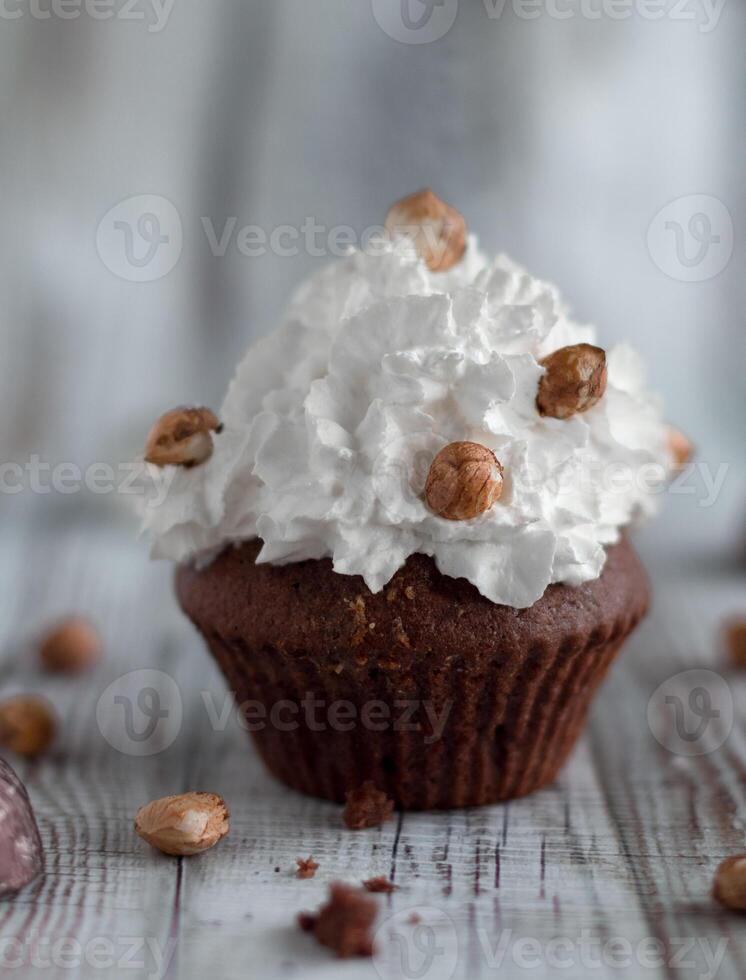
xmin=144 ymin=407 xmax=221 ymax=468
xmin=537 ymin=344 xmax=608 ymax=419
xmin=385 ymin=189 xmax=466 ymax=272
xmin=425 ymin=442 xmax=504 ymax=521
xmin=137 ymin=212 xmax=671 ymax=608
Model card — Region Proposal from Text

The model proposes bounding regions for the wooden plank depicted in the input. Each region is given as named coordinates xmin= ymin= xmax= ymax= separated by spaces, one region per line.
xmin=0 ymin=524 xmax=182 ymax=980
xmin=0 ymin=523 xmax=745 ymax=979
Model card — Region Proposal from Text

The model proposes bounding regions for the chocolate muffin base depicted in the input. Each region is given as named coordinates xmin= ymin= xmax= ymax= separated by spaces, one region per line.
xmin=176 ymin=538 xmax=649 ymax=809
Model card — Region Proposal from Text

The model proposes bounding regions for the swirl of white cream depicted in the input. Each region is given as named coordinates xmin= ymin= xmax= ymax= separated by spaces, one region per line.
xmin=138 ymin=236 xmax=671 ymax=608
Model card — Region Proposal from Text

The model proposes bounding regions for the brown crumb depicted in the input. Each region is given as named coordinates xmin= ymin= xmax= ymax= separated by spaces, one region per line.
xmin=343 ymin=782 xmax=395 ymax=830
xmin=404 ymin=586 xmax=415 ymax=600
xmin=724 ymin=619 xmax=746 ymax=667
xmin=297 ymin=882 xmax=377 ymax=958
xmin=298 ymin=912 xmax=316 ymax=932
xmin=408 ymin=912 xmax=422 ymax=925
xmin=296 ymin=856 xmax=319 ymax=879
xmin=363 ymin=876 xmax=397 ymax=894
xmin=346 ymin=596 xmax=368 ymax=646
xmin=392 ymin=617 xmax=411 ymax=649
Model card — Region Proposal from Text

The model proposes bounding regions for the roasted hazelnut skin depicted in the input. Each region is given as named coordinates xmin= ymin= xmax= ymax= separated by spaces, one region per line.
xmin=713 ymin=855 xmax=746 ymax=911
xmin=385 ymin=189 xmax=467 ymax=272
xmin=0 ymin=696 xmax=56 ymax=757
xmin=667 ymin=426 xmax=694 ymax=470
xmin=424 ymin=441 xmax=504 ymax=521
xmin=39 ymin=617 xmax=102 ymax=673
xmin=537 ymin=344 xmax=607 ymax=419
xmin=134 ymin=791 xmax=229 ymax=856
xmin=144 ymin=407 xmax=221 ymax=468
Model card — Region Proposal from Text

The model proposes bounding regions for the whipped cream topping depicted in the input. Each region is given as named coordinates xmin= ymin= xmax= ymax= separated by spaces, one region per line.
xmin=138 ymin=236 xmax=671 ymax=608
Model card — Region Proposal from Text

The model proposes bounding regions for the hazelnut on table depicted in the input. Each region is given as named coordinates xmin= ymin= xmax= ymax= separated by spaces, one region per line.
xmin=713 ymin=855 xmax=746 ymax=911
xmin=0 ymin=695 xmax=56 ymax=757
xmin=39 ymin=616 xmax=102 ymax=673
xmin=134 ymin=792 xmax=229 ymax=856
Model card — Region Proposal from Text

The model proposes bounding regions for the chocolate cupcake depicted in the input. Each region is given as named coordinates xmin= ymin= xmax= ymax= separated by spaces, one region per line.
xmin=176 ymin=537 xmax=647 ymax=807
xmin=139 ymin=191 xmax=674 ymax=808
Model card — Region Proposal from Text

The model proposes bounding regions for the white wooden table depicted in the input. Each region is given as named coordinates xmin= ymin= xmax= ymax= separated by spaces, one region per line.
xmin=2 ymin=507 xmax=746 ymax=980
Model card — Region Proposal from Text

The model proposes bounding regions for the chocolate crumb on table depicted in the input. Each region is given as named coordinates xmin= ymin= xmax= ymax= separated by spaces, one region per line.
xmin=298 ymin=882 xmax=378 ymax=958
xmin=343 ymin=781 xmax=395 ymax=830
xmin=296 ymin=856 xmax=319 ymax=879
xmin=363 ymin=876 xmax=397 ymax=894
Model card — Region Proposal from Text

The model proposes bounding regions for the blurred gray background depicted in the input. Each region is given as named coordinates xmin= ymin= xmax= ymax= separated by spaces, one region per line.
xmin=0 ymin=0 xmax=743 ymax=567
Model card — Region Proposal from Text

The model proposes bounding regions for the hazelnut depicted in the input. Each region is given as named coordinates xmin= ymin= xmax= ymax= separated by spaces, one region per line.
xmin=537 ymin=344 xmax=607 ymax=419
xmin=724 ymin=619 xmax=746 ymax=668
xmin=39 ymin=616 xmax=102 ymax=673
xmin=384 ymin=189 xmax=466 ymax=272
xmin=0 ymin=696 xmax=56 ymax=757
xmin=425 ymin=441 xmax=503 ymax=521
xmin=134 ymin=792 xmax=229 ymax=856
xmin=144 ymin=407 xmax=221 ymax=468
xmin=713 ymin=855 xmax=746 ymax=911
xmin=667 ymin=426 xmax=693 ymax=470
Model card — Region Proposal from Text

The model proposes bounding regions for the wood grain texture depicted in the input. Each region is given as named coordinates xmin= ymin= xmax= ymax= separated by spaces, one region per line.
xmin=0 ymin=517 xmax=744 ymax=979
